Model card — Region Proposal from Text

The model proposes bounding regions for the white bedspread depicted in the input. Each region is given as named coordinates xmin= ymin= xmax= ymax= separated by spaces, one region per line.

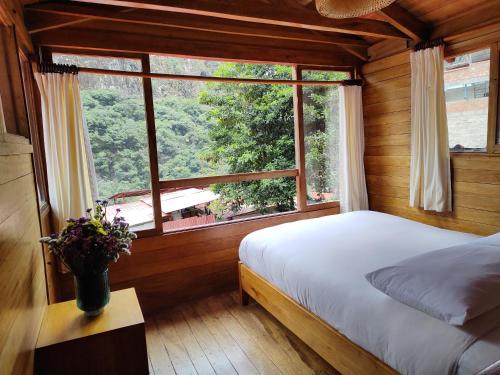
xmin=239 ymin=211 xmax=500 ymax=375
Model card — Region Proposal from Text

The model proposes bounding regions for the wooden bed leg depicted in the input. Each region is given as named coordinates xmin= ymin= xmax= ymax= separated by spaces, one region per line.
xmin=240 ymin=287 xmax=250 ymax=306
xmin=238 ymin=261 xmax=250 ymax=306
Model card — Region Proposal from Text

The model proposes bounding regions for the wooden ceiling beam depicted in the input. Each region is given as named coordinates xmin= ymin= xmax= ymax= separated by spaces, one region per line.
xmin=25 ymin=3 xmax=369 ymax=47
xmin=63 ymin=0 xmax=407 ymax=39
xmin=24 ymin=12 xmax=89 ymax=34
xmin=33 ymin=26 xmax=362 ymax=67
xmin=340 ymin=45 xmax=368 ymax=61
xmin=0 ymin=0 xmax=33 ymax=52
xmin=378 ymin=3 xmax=428 ymax=42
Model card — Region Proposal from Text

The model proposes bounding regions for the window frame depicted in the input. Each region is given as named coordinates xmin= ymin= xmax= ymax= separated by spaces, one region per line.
xmin=488 ymin=41 xmax=500 ymax=154
xmin=47 ymin=48 xmax=347 ymax=237
xmin=294 ymin=65 xmax=351 ymax=211
xmin=444 ymin=42 xmax=500 ymax=155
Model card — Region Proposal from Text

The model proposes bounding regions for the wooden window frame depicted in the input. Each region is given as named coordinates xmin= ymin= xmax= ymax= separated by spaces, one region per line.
xmin=18 ymin=49 xmax=50 ymax=209
xmin=488 ymin=41 xmax=500 ymax=153
xmin=444 ymin=42 xmax=500 ymax=155
xmin=293 ymin=65 xmax=351 ymax=212
xmin=47 ymin=49 xmax=347 ymax=237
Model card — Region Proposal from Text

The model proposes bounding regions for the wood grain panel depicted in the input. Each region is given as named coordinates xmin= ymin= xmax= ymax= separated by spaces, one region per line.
xmin=145 ymin=291 xmax=339 ymax=375
xmin=0 ymin=142 xmax=47 ymax=375
xmin=398 ymin=0 xmax=494 ymax=27
xmin=58 ymin=207 xmax=340 ymax=314
xmin=363 ymin=51 xmax=500 ymax=236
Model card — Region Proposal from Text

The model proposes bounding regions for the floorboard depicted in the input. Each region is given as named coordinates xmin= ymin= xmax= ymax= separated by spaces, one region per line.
xmin=145 ymin=292 xmax=340 ymax=375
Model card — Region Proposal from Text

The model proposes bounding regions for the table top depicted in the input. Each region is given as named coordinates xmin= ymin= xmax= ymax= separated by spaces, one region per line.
xmin=36 ymin=288 xmax=144 ymax=348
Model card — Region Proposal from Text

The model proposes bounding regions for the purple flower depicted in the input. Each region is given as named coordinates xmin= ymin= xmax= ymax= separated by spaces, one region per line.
xmin=39 ymin=201 xmax=134 ymax=276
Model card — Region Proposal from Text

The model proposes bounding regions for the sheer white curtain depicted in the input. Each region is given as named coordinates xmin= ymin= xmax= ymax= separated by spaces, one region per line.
xmin=339 ymin=84 xmax=368 ymax=213
xmin=410 ymin=45 xmax=452 ymax=212
xmin=35 ymin=71 xmax=96 ymax=230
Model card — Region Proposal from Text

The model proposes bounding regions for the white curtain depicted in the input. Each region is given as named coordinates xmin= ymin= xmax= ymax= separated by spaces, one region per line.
xmin=410 ymin=45 xmax=452 ymax=212
xmin=35 ymin=72 xmax=96 ymax=230
xmin=339 ymin=85 xmax=369 ymax=213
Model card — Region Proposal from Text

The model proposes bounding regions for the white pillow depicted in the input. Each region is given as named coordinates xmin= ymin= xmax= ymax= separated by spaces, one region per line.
xmin=366 ymin=233 xmax=500 ymax=326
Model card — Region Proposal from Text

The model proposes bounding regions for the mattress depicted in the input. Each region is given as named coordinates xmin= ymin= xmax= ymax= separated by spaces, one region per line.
xmin=239 ymin=211 xmax=500 ymax=375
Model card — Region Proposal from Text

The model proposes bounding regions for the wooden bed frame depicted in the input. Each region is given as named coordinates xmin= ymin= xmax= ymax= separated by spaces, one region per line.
xmin=239 ymin=262 xmax=399 ymax=375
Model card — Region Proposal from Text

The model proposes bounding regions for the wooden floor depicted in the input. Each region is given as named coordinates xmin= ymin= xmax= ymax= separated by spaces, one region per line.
xmin=145 ymin=291 xmax=340 ymax=375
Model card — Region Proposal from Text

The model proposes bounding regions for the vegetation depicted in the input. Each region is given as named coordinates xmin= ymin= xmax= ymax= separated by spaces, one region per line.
xmin=200 ymin=63 xmax=296 ymax=215
xmin=56 ymin=53 xmax=345 ymax=216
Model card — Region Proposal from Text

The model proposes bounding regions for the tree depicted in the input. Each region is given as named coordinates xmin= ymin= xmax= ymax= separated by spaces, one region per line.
xmin=82 ymin=89 xmax=151 ymax=199
xmin=199 ymin=63 xmax=296 ymax=216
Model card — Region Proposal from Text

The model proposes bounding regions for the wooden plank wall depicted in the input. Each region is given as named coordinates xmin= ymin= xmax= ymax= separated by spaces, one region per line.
xmin=59 ymin=207 xmax=339 ymax=314
xmin=362 ymin=51 xmax=500 ymax=236
xmin=0 ymin=135 xmax=47 ymax=375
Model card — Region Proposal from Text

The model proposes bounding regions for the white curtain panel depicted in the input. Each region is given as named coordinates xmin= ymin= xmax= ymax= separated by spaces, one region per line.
xmin=35 ymin=72 xmax=96 ymax=230
xmin=339 ymin=85 xmax=369 ymax=213
xmin=409 ymin=45 xmax=452 ymax=212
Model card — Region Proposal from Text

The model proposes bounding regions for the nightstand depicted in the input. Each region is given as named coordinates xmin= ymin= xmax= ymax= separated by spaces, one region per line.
xmin=35 ymin=288 xmax=148 ymax=375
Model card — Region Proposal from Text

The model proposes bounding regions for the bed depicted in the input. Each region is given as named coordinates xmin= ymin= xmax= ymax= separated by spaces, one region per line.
xmin=238 ymin=211 xmax=500 ymax=375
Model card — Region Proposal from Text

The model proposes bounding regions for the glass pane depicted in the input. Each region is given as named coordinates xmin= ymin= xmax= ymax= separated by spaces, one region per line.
xmin=52 ymin=53 xmax=141 ymax=72
xmin=158 ymin=177 xmax=296 ymax=232
xmin=152 ymin=62 xmax=295 ymax=180
xmin=71 ymin=62 xmax=153 ymax=231
xmin=302 ymin=83 xmax=341 ymax=205
xmin=444 ymin=48 xmax=490 ymax=151
xmin=150 ymin=54 xmax=292 ymax=79
xmin=302 ymin=70 xmax=350 ymax=81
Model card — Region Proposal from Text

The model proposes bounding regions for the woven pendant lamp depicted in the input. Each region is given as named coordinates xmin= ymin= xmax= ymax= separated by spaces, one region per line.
xmin=316 ymin=0 xmax=396 ymax=18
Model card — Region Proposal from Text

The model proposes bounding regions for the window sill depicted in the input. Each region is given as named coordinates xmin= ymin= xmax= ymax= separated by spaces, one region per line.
xmin=450 ymin=151 xmax=500 ymax=157
xmin=135 ymin=202 xmax=340 ymax=239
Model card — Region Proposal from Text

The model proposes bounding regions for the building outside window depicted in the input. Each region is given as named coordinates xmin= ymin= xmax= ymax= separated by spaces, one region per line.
xmin=444 ymin=48 xmax=490 ymax=151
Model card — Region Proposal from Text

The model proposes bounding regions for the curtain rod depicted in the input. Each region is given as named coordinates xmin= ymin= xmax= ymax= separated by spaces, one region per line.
xmin=38 ymin=62 xmax=79 ymax=75
xmin=79 ymin=67 xmax=348 ymax=86
xmin=414 ymin=38 xmax=445 ymax=52
xmin=35 ymin=64 xmax=352 ymax=86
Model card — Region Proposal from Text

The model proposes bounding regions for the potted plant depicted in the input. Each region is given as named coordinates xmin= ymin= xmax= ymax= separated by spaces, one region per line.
xmin=41 ymin=201 xmax=136 ymax=316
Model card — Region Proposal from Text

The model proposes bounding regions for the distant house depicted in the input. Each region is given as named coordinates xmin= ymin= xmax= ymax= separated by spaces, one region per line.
xmin=107 ymin=188 xmax=219 ymax=230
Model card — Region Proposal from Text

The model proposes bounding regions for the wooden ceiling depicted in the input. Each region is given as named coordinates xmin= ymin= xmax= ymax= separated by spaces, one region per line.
xmin=20 ymin=0 xmax=500 ymax=66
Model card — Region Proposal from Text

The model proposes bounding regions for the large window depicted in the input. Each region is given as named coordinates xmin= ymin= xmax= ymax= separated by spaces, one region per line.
xmin=52 ymin=52 xmax=346 ymax=234
xmin=444 ymin=49 xmax=490 ymax=151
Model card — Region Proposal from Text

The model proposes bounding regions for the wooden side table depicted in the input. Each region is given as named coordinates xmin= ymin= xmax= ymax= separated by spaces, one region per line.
xmin=35 ymin=288 xmax=148 ymax=375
